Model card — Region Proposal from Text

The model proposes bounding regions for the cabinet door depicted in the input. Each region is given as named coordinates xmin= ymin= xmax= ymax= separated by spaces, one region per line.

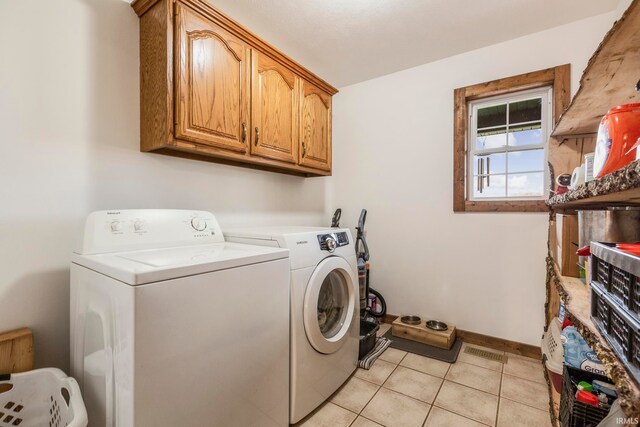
xmin=251 ymin=53 xmax=298 ymax=163
xmin=175 ymin=3 xmax=250 ymax=153
xmin=299 ymin=81 xmax=332 ymax=171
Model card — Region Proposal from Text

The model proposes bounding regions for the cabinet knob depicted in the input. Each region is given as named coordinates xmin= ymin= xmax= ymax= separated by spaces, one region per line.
xmin=255 ymin=127 xmax=260 ymax=146
xmin=241 ymin=122 xmax=247 ymax=143
xmin=302 ymin=141 xmax=306 ymax=158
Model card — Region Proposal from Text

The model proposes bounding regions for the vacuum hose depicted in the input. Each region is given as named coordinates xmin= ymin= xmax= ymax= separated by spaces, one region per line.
xmin=368 ymin=288 xmax=386 ymax=318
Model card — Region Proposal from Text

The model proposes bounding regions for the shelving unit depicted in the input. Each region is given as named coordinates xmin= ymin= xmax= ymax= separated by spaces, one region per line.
xmin=547 ymin=260 xmax=640 ymax=417
xmin=547 ymin=160 xmax=640 ymax=211
xmin=551 ymin=0 xmax=640 ymax=139
xmin=543 ymin=0 xmax=640 ymax=422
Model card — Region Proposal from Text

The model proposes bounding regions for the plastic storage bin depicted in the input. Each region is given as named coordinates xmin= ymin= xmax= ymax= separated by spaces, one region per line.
xmin=542 ymin=318 xmax=564 ymax=392
xmin=559 ymin=365 xmax=614 ymax=427
xmin=359 ymin=319 xmax=380 ymax=360
xmin=0 ymin=368 xmax=87 ymax=427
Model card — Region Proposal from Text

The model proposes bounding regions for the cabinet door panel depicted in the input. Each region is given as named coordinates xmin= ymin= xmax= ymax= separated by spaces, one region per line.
xmin=175 ymin=3 xmax=249 ymax=153
xmin=299 ymin=82 xmax=331 ymax=170
xmin=251 ymin=53 xmax=298 ymax=163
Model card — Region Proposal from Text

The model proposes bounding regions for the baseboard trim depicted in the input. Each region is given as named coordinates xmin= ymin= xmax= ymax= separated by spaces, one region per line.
xmin=381 ymin=313 xmax=541 ymax=359
xmin=456 ymin=329 xmax=541 ymax=359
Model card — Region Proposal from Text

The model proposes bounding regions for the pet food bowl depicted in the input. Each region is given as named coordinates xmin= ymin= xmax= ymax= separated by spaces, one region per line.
xmin=426 ymin=320 xmax=448 ymax=331
xmin=400 ymin=315 xmax=421 ymax=325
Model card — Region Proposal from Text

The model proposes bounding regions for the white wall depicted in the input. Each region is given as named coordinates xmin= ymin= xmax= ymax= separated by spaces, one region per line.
xmin=0 ymin=0 xmax=328 ymax=371
xmin=328 ymin=12 xmax=617 ymax=345
xmin=0 ymin=0 xmax=623 ymax=374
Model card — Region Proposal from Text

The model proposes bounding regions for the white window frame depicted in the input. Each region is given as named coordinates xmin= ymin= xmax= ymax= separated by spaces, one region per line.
xmin=467 ymin=86 xmax=552 ymax=201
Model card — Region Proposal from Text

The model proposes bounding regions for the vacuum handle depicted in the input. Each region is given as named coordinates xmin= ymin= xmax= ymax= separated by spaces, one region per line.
xmin=356 ymin=209 xmax=369 ymax=261
xmin=331 ymin=208 xmax=342 ymax=228
xmin=357 ymin=209 xmax=367 ymax=231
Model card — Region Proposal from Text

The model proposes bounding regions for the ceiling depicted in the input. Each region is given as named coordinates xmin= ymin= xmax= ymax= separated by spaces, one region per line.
xmin=138 ymin=0 xmax=620 ymax=87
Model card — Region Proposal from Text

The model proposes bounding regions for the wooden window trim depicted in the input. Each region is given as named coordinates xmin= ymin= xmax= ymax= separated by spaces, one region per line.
xmin=453 ymin=65 xmax=571 ymax=213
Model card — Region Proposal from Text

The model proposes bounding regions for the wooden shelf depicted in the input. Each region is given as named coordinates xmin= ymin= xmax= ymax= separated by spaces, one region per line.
xmin=548 ymin=259 xmax=640 ymax=417
xmin=544 ymin=364 xmax=561 ymax=427
xmin=547 ymin=160 xmax=640 ymax=210
xmin=551 ymin=385 xmax=561 ymax=427
xmin=551 ymin=0 xmax=640 ymax=139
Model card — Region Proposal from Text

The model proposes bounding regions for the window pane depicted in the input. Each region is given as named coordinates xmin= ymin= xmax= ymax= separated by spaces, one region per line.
xmin=477 ymin=104 xmax=506 ymax=129
xmin=476 ymin=127 xmax=507 ymax=150
xmin=509 ymin=98 xmax=541 ymax=124
xmin=508 ymin=149 xmax=545 ymax=173
xmin=508 ymin=124 xmax=542 ymax=146
xmin=507 ymin=172 xmax=544 ymax=197
xmin=472 ymin=174 xmax=506 ymax=199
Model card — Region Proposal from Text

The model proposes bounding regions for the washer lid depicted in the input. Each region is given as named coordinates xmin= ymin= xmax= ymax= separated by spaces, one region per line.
xmin=72 ymin=242 xmax=289 ymax=285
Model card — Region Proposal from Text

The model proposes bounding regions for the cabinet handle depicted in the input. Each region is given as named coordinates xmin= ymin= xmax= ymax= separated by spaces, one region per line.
xmin=302 ymin=142 xmax=306 ymax=158
xmin=241 ymin=122 xmax=247 ymax=143
xmin=255 ymin=127 xmax=260 ymax=146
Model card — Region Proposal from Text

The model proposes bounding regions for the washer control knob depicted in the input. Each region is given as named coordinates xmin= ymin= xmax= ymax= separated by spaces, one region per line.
xmin=191 ymin=217 xmax=207 ymax=231
xmin=110 ymin=221 xmax=122 ymax=232
xmin=134 ymin=220 xmax=144 ymax=232
xmin=325 ymin=237 xmax=337 ymax=252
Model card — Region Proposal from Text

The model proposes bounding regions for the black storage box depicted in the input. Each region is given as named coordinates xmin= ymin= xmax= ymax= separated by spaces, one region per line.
xmin=559 ymin=365 xmax=615 ymax=427
xmin=359 ymin=319 xmax=379 ymax=360
xmin=590 ymin=242 xmax=640 ymax=383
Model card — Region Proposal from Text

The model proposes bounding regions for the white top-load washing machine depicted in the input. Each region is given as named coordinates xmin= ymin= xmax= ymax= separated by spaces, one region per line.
xmin=224 ymin=227 xmax=359 ymax=423
xmin=70 ymin=210 xmax=290 ymax=427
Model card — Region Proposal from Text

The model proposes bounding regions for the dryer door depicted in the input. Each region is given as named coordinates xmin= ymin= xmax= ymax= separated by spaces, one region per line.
xmin=303 ymin=256 xmax=357 ymax=354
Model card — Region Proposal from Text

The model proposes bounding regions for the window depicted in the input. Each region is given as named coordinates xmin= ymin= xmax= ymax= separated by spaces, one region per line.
xmin=469 ymin=87 xmax=551 ymax=201
xmin=453 ymin=65 xmax=570 ymax=213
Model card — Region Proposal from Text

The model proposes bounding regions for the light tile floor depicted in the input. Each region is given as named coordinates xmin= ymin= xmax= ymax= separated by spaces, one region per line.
xmin=295 ymin=327 xmax=552 ymax=427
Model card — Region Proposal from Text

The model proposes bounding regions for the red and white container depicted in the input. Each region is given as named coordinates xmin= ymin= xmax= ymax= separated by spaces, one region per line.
xmin=594 ymin=103 xmax=640 ymax=178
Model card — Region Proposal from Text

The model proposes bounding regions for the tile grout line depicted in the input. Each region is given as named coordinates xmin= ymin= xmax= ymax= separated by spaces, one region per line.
xmin=495 ymin=371 xmax=504 ymax=427
xmin=499 ymin=396 xmax=554 ymax=415
xmin=441 ymin=356 xmax=495 ymax=427
xmin=430 ymin=380 xmax=499 ymax=426
xmin=357 ymin=360 xmax=403 ymax=427
xmin=422 ymin=363 xmax=451 ymax=427
xmin=500 ymin=373 xmax=549 ymax=411
xmin=353 ymin=347 xmax=549 ymax=427
xmin=430 ymin=403 xmax=493 ymax=427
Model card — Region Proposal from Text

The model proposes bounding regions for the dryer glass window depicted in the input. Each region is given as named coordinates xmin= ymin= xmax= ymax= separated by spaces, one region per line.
xmin=317 ymin=270 xmax=348 ymax=338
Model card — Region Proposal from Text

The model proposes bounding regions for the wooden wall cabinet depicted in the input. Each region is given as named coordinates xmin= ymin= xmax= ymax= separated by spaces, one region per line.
xmin=251 ymin=52 xmax=299 ymax=164
xmin=299 ymin=81 xmax=332 ymax=171
xmin=132 ymin=0 xmax=337 ymax=177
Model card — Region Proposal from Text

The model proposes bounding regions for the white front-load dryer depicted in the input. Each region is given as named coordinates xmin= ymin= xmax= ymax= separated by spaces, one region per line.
xmin=224 ymin=227 xmax=359 ymax=423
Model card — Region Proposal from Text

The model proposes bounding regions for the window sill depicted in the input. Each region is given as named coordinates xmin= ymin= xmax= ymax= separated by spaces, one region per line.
xmin=461 ymin=200 xmax=548 ymax=213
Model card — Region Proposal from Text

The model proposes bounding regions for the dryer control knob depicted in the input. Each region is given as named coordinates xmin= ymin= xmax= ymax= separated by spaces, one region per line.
xmin=325 ymin=237 xmax=337 ymax=252
xmin=110 ymin=221 xmax=122 ymax=232
xmin=191 ymin=217 xmax=207 ymax=231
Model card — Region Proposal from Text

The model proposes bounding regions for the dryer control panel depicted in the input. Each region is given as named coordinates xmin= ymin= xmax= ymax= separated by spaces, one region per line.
xmin=77 ymin=210 xmax=224 ymax=255
xmin=318 ymin=232 xmax=349 ymax=252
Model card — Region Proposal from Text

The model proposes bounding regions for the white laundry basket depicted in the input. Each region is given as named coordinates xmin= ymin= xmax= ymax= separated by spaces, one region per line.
xmin=542 ymin=317 xmax=564 ymax=393
xmin=0 ymin=368 xmax=87 ymax=427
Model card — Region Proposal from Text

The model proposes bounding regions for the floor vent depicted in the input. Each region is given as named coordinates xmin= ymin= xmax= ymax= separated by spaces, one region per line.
xmin=463 ymin=347 xmax=507 ymax=363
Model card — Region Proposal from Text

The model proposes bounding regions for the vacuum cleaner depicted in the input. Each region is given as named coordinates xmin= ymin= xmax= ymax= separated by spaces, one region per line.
xmin=332 ymin=208 xmax=389 ymax=361
xmin=329 ymin=208 xmax=387 ymax=320
xmin=355 ymin=209 xmax=386 ymax=320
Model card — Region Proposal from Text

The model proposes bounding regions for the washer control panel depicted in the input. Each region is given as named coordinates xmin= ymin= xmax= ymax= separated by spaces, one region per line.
xmin=318 ymin=232 xmax=349 ymax=252
xmin=78 ymin=210 xmax=224 ymax=254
